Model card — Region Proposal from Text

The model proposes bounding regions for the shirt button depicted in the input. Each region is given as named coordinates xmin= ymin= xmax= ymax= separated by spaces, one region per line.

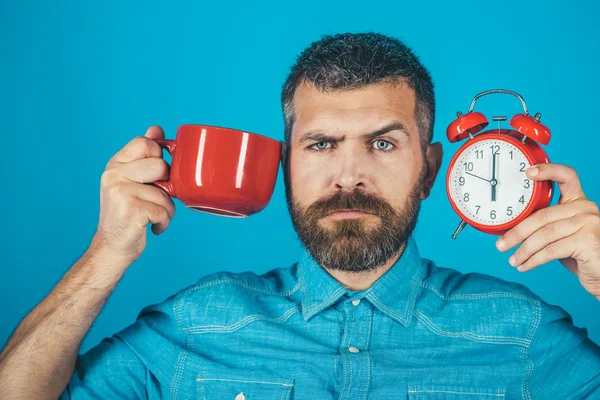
xmin=351 ymin=299 xmax=361 ymax=306
xmin=348 ymin=346 xmax=360 ymax=353
xmin=235 ymin=393 xmax=246 ymax=400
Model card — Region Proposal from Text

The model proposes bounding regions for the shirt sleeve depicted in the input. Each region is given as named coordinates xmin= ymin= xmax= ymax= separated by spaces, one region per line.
xmin=527 ymin=299 xmax=600 ymax=399
xmin=58 ymin=334 xmax=149 ymax=399
xmin=58 ymin=292 xmax=185 ymax=399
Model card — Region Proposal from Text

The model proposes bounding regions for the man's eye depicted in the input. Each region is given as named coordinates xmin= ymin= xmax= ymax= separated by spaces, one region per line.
xmin=310 ymin=142 xmax=332 ymax=150
xmin=372 ymin=140 xmax=394 ymax=151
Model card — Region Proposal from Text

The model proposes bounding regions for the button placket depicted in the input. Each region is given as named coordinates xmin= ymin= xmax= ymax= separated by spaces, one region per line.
xmin=340 ymin=299 xmax=372 ymax=399
xmin=348 ymin=299 xmax=362 ymax=352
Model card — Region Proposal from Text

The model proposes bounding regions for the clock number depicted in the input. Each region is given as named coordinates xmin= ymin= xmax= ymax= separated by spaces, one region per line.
xmin=507 ymin=206 xmax=513 ymax=216
xmin=464 ymin=162 xmax=474 ymax=172
xmin=519 ymin=195 xmax=525 ymax=204
xmin=509 ymin=150 xmax=513 ymax=159
xmin=490 ymin=145 xmax=500 ymax=155
xmin=524 ymin=179 xmax=530 ymax=189
xmin=520 ymin=162 xmax=526 ymax=172
xmin=475 ymin=205 xmax=481 ymax=215
xmin=476 ymin=150 xmax=484 ymax=159
xmin=490 ymin=210 xmax=497 ymax=220
xmin=459 ymin=176 xmax=465 ymax=186
xmin=464 ymin=193 xmax=470 ymax=202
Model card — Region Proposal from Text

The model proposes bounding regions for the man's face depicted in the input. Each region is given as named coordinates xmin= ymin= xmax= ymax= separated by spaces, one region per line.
xmin=285 ymin=81 xmax=431 ymax=273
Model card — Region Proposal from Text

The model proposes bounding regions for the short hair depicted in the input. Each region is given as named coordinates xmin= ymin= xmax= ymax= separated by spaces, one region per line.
xmin=281 ymin=32 xmax=435 ymax=149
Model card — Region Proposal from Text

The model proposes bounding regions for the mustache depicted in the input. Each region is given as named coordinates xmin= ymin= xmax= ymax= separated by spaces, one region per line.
xmin=305 ymin=188 xmax=396 ymax=218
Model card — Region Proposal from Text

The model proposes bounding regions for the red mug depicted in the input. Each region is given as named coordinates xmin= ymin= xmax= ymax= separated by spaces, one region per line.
xmin=152 ymin=125 xmax=284 ymax=217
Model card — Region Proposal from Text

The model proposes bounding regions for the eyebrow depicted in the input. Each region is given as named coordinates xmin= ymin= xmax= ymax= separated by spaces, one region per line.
xmin=298 ymin=122 xmax=409 ymax=144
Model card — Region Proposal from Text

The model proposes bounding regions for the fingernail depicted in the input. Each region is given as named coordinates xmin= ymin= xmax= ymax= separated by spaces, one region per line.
xmin=508 ymin=255 xmax=516 ymax=266
xmin=527 ymin=167 xmax=539 ymax=177
xmin=496 ymin=238 xmax=505 ymax=250
xmin=517 ymin=265 xmax=525 ymax=272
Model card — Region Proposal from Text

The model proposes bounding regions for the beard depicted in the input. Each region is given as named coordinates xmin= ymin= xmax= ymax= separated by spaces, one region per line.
xmin=286 ymin=167 xmax=425 ymax=273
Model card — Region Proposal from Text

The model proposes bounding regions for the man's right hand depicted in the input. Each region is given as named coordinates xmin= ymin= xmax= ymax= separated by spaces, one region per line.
xmin=90 ymin=125 xmax=176 ymax=264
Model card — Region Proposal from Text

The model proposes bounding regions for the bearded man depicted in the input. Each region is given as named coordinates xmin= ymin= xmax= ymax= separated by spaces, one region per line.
xmin=2 ymin=32 xmax=600 ymax=400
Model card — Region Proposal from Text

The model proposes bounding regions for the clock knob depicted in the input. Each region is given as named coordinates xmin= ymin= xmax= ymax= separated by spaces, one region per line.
xmin=446 ymin=111 xmax=489 ymax=143
xmin=509 ymin=113 xmax=551 ymax=145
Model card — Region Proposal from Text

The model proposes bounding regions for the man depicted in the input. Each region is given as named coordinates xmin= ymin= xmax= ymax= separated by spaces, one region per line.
xmin=1 ymin=32 xmax=599 ymax=399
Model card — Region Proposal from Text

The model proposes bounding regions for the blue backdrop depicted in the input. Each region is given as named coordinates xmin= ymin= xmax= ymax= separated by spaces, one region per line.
xmin=1 ymin=0 xmax=599 ymax=352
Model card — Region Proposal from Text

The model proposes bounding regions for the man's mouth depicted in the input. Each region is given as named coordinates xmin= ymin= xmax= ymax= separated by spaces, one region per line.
xmin=326 ymin=209 xmax=373 ymax=220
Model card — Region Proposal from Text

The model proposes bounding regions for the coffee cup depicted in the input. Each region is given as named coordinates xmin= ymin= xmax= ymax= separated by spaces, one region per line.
xmin=152 ymin=124 xmax=284 ymax=218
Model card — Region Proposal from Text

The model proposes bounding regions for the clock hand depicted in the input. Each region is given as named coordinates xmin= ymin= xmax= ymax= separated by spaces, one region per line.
xmin=491 ymin=153 xmax=497 ymax=202
xmin=465 ymin=171 xmax=491 ymax=183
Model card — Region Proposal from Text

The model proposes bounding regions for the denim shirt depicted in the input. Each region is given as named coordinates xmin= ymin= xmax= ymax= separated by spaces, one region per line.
xmin=60 ymin=236 xmax=600 ymax=399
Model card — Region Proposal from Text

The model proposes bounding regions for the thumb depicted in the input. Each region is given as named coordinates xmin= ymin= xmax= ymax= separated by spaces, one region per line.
xmin=144 ymin=125 xmax=165 ymax=140
xmin=526 ymin=163 xmax=585 ymax=203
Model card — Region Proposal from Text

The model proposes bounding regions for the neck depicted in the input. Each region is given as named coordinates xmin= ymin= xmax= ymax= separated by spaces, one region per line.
xmin=324 ymin=242 xmax=407 ymax=291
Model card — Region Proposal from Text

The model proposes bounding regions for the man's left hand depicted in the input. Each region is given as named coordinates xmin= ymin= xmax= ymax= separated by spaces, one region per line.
xmin=496 ymin=163 xmax=600 ymax=301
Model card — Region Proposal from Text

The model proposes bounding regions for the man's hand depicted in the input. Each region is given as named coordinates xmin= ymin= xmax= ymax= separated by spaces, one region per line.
xmin=91 ymin=125 xmax=176 ymax=265
xmin=495 ymin=163 xmax=600 ymax=300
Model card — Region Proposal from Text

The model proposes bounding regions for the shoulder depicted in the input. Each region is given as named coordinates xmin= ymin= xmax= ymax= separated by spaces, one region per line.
xmin=416 ymin=259 xmax=552 ymax=345
xmin=420 ymin=258 xmax=541 ymax=303
xmin=174 ymin=265 xmax=301 ymax=305
xmin=167 ymin=265 xmax=302 ymax=334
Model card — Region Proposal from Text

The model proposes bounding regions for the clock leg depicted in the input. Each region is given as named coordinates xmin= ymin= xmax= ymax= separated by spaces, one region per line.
xmin=451 ymin=220 xmax=468 ymax=239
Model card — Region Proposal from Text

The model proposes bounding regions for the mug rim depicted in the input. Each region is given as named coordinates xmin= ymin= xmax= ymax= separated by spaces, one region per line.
xmin=179 ymin=123 xmax=282 ymax=143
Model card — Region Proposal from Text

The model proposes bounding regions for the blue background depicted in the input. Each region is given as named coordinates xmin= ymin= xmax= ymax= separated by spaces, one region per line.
xmin=1 ymin=0 xmax=599 ymax=352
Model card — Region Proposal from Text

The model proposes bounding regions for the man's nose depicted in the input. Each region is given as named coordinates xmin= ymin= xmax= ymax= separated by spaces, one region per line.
xmin=333 ymin=151 xmax=365 ymax=191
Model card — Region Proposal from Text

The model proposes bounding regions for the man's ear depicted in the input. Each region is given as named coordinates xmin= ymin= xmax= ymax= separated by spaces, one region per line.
xmin=281 ymin=140 xmax=290 ymax=187
xmin=281 ymin=141 xmax=288 ymax=164
xmin=421 ymin=142 xmax=443 ymax=200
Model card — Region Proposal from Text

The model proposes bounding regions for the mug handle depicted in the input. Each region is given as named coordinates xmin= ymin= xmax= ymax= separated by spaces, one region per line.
xmin=152 ymin=138 xmax=176 ymax=197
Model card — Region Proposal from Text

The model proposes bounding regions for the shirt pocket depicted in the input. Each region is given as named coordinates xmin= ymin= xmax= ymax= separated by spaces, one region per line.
xmin=407 ymin=384 xmax=506 ymax=400
xmin=196 ymin=371 xmax=295 ymax=400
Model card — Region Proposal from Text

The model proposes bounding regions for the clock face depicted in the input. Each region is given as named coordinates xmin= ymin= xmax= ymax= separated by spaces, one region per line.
xmin=448 ymin=138 xmax=534 ymax=226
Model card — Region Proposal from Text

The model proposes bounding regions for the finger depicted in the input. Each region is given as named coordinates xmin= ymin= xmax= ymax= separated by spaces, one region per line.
xmin=107 ymin=129 xmax=165 ymax=167
xmin=144 ymin=125 xmax=165 ymax=140
xmin=117 ymin=158 xmax=170 ymax=183
xmin=526 ymin=163 xmax=585 ymax=203
xmin=509 ymin=216 xmax=585 ymax=268
xmin=516 ymin=233 xmax=580 ymax=272
xmin=135 ymin=199 xmax=172 ymax=235
xmin=497 ymin=200 xmax=593 ymax=251
xmin=130 ymin=183 xmax=176 ymax=221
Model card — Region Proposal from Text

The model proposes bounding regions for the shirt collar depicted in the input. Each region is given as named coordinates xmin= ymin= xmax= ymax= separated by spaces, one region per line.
xmin=298 ymin=235 xmax=427 ymax=327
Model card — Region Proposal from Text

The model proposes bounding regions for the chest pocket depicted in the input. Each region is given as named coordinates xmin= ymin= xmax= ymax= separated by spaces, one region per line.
xmin=197 ymin=372 xmax=294 ymax=400
xmin=407 ymin=384 xmax=506 ymax=400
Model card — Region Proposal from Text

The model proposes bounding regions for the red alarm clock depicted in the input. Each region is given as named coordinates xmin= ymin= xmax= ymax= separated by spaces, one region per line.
xmin=446 ymin=89 xmax=554 ymax=239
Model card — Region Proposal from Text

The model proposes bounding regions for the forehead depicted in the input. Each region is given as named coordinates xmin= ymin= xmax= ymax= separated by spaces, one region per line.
xmin=291 ymin=81 xmax=418 ymax=140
